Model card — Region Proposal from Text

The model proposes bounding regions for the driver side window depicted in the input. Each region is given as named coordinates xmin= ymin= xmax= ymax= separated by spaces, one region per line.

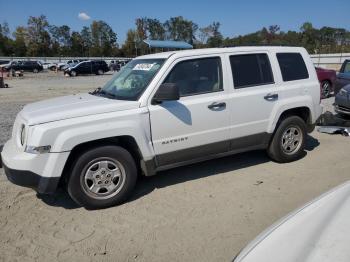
xmin=163 ymin=57 xmax=223 ymax=97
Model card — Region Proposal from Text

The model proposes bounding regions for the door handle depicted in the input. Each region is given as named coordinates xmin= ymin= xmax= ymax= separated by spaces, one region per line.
xmin=208 ymin=102 xmax=226 ymax=110
xmin=264 ymin=93 xmax=278 ymax=101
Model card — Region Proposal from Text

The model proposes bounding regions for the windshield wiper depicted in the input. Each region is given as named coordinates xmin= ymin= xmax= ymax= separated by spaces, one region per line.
xmin=89 ymin=87 xmax=102 ymax=95
xmin=89 ymin=87 xmax=118 ymax=99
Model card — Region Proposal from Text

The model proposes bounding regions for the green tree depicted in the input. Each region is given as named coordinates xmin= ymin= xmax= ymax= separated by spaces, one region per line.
xmin=70 ymin=31 xmax=84 ymax=56
xmin=121 ymin=29 xmax=137 ymax=57
xmin=206 ymin=22 xmax=224 ymax=47
xmin=81 ymin=26 xmax=92 ymax=56
xmin=0 ymin=22 xmax=14 ymax=56
xmin=146 ymin=18 xmax=165 ymax=40
xmin=26 ymin=15 xmax=51 ymax=56
xmin=300 ymin=22 xmax=319 ymax=53
xmin=49 ymin=25 xmax=71 ymax=55
xmin=90 ymin=20 xmax=118 ymax=56
xmin=13 ymin=26 xmax=27 ymax=56
xmin=164 ymin=16 xmax=198 ymax=44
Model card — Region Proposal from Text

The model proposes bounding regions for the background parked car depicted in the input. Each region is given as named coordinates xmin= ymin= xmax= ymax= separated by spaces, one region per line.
xmin=108 ymin=60 xmax=121 ymax=71
xmin=334 ymin=84 xmax=350 ymax=118
xmin=0 ymin=60 xmax=10 ymax=72
xmin=40 ymin=61 xmax=57 ymax=71
xmin=59 ymin=59 xmax=86 ymax=71
xmin=64 ymin=60 xmax=109 ymax=76
xmin=315 ymin=67 xmax=336 ymax=98
xmin=108 ymin=60 xmax=129 ymax=71
xmin=0 ymin=60 xmax=10 ymax=66
xmin=334 ymin=59 xmax=350 ymax=95
xmin=5 ymin=61 xmax=43 ymax=73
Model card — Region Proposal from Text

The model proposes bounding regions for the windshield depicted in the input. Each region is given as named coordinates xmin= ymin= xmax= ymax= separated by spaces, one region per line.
xmin=101 ymin=58 xmax=165 ymax=100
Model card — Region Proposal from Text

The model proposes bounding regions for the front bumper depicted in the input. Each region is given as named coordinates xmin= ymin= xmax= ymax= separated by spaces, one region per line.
xmin=334 ymin=94 xmax=350 ymax=115
xmin=2 ymin=162 xmax=60 ymax=194
xmin=0 ymin=140 xmax=69 ymax=194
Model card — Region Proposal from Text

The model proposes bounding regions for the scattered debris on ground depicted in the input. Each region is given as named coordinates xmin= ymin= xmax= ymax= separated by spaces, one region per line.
xmin=317 ymin=126 xmax=350 ymax=136
xmin=317 ymin=111 xmax=350 ymax=127
xmin=316 ymin=111 xmax=350 ymax=136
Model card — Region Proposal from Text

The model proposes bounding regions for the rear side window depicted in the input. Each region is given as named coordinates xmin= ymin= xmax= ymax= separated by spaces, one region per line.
xmin=277 ymin=53 xmax=309 ymax=81
xmin=230 ymin=54 xmax=274 ymax=89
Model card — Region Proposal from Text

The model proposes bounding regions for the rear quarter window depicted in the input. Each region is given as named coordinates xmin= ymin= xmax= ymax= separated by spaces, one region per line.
xmin=277 ymin=53 xmax=309 ymax=81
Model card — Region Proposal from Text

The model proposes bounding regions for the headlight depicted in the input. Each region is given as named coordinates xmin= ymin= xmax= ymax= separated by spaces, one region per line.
xmin=25 ymin=145 xmax=51 ymax=154
xmin=339 ymin=88 xmax=348 ymax=96
xmin=20 ymin=124 xmax=26 ymax=146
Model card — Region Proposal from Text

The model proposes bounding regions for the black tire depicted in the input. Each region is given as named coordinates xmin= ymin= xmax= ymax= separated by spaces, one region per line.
xmin=267 ymin=116 xmax=307 ymax=163
xmin=321 ymin=80 xmax=331 ymax=99
xmin=70 ymin=70 xmax=77 ymax=77
xmin=67 ymin=145 xmax=137 ymax=209
xmin=97 ymin=69 xmax=104 ymax=75
xmin=33 ymin=68 xmax=39 ymax=73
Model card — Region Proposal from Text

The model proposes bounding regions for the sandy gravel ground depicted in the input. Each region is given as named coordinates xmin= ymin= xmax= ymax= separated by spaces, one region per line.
xmin=0 ymin=72 xmax=349 ymax=262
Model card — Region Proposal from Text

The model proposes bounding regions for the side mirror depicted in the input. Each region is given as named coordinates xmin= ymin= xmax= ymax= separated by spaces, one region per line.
xmin=152 ymin=83 xmax=180 ymax=104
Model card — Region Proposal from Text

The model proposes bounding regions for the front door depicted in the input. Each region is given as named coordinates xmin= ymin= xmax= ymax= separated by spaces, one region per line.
xmin=148 ymin=56 xmax=231 ymax=167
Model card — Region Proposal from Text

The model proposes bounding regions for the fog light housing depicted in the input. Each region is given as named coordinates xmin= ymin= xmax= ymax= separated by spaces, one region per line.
xmin=25 ymin=145 xmax=51 ymax=154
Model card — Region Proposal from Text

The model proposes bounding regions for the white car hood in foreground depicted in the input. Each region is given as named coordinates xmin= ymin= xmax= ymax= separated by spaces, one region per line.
xmin=235 ymin=181 xmax=350 ymax=262
xmin=21 ymin=93 xmax=140 ymax=125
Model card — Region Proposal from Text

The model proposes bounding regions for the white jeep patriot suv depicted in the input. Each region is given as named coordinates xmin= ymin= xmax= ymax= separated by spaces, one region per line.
xmin=0 ymin=47 xmax=322 ymax=208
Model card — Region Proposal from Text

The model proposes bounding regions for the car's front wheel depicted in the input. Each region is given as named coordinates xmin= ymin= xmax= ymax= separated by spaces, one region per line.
xmin=33 ymin=68 xmax=39 ymax=73
xmin=70 ymin=70 xmax=77 ymax=77
xmin=67 ymin=146 xmax=137 ymax=209
xmin=97 ymin=69 xmax=104 ymax=75
xmin=267 ymin=116 xmax=306 ymax=163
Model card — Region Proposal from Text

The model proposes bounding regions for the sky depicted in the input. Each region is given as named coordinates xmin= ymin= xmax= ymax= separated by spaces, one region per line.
xmin=0 ymin=0 xmax=349 ymax=44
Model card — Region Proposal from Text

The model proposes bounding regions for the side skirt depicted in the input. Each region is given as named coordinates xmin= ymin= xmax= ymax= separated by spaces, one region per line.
xmin=141 ymin=133 xmax=271 ymax=176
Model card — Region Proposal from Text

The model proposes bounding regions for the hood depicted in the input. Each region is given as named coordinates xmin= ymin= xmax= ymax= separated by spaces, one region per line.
xmin=235 ymin=181 xmax=350 ymax=262
xmin=316 ymin=67 xmax=335 ymax=73
xmin=342 ymin=84 xmax=350 ymax=92
xmin=21 ymin=93 xmax=140 ymax=126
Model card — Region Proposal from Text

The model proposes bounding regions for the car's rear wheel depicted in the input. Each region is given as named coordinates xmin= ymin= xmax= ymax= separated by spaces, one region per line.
xmin=321 ymin=80 xmax=331 ymax=99
xmin=267 ymin=116 xmax=306 ymax=163
xmin=67 ymin=146 xmax=137 ymax=209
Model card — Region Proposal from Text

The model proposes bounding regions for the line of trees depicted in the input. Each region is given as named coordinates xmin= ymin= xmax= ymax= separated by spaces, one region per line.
xmin=1 ymin=15 xmax=350 ymax=58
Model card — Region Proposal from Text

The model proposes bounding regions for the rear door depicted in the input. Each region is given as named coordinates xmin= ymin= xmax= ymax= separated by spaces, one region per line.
xmin=148 ymin=55 xmax=231 ymax=166
xmin=79 ymin=62 xmax=91 ymax=74
xmin=226 ymin=52 xmax=278 ymax=148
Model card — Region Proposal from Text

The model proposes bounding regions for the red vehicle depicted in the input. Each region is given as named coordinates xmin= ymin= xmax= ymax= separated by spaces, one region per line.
xmin=315 ymin=67 xmax=336 ymax=99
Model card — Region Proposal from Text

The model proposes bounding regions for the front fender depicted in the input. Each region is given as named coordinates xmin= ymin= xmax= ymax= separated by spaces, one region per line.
xmin=28 ymin=108 xmax=154 ymax=160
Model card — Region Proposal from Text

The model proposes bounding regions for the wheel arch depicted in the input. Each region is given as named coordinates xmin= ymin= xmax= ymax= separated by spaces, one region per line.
xmin=60 ymin=136 xmax=143 ymax=187
xmin=270 ymin=106 xmax=313 ymax=135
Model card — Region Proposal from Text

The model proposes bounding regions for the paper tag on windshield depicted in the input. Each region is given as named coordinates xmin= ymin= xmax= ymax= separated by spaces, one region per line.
xmin=133 ymin=63 xmax=156 ymax=71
